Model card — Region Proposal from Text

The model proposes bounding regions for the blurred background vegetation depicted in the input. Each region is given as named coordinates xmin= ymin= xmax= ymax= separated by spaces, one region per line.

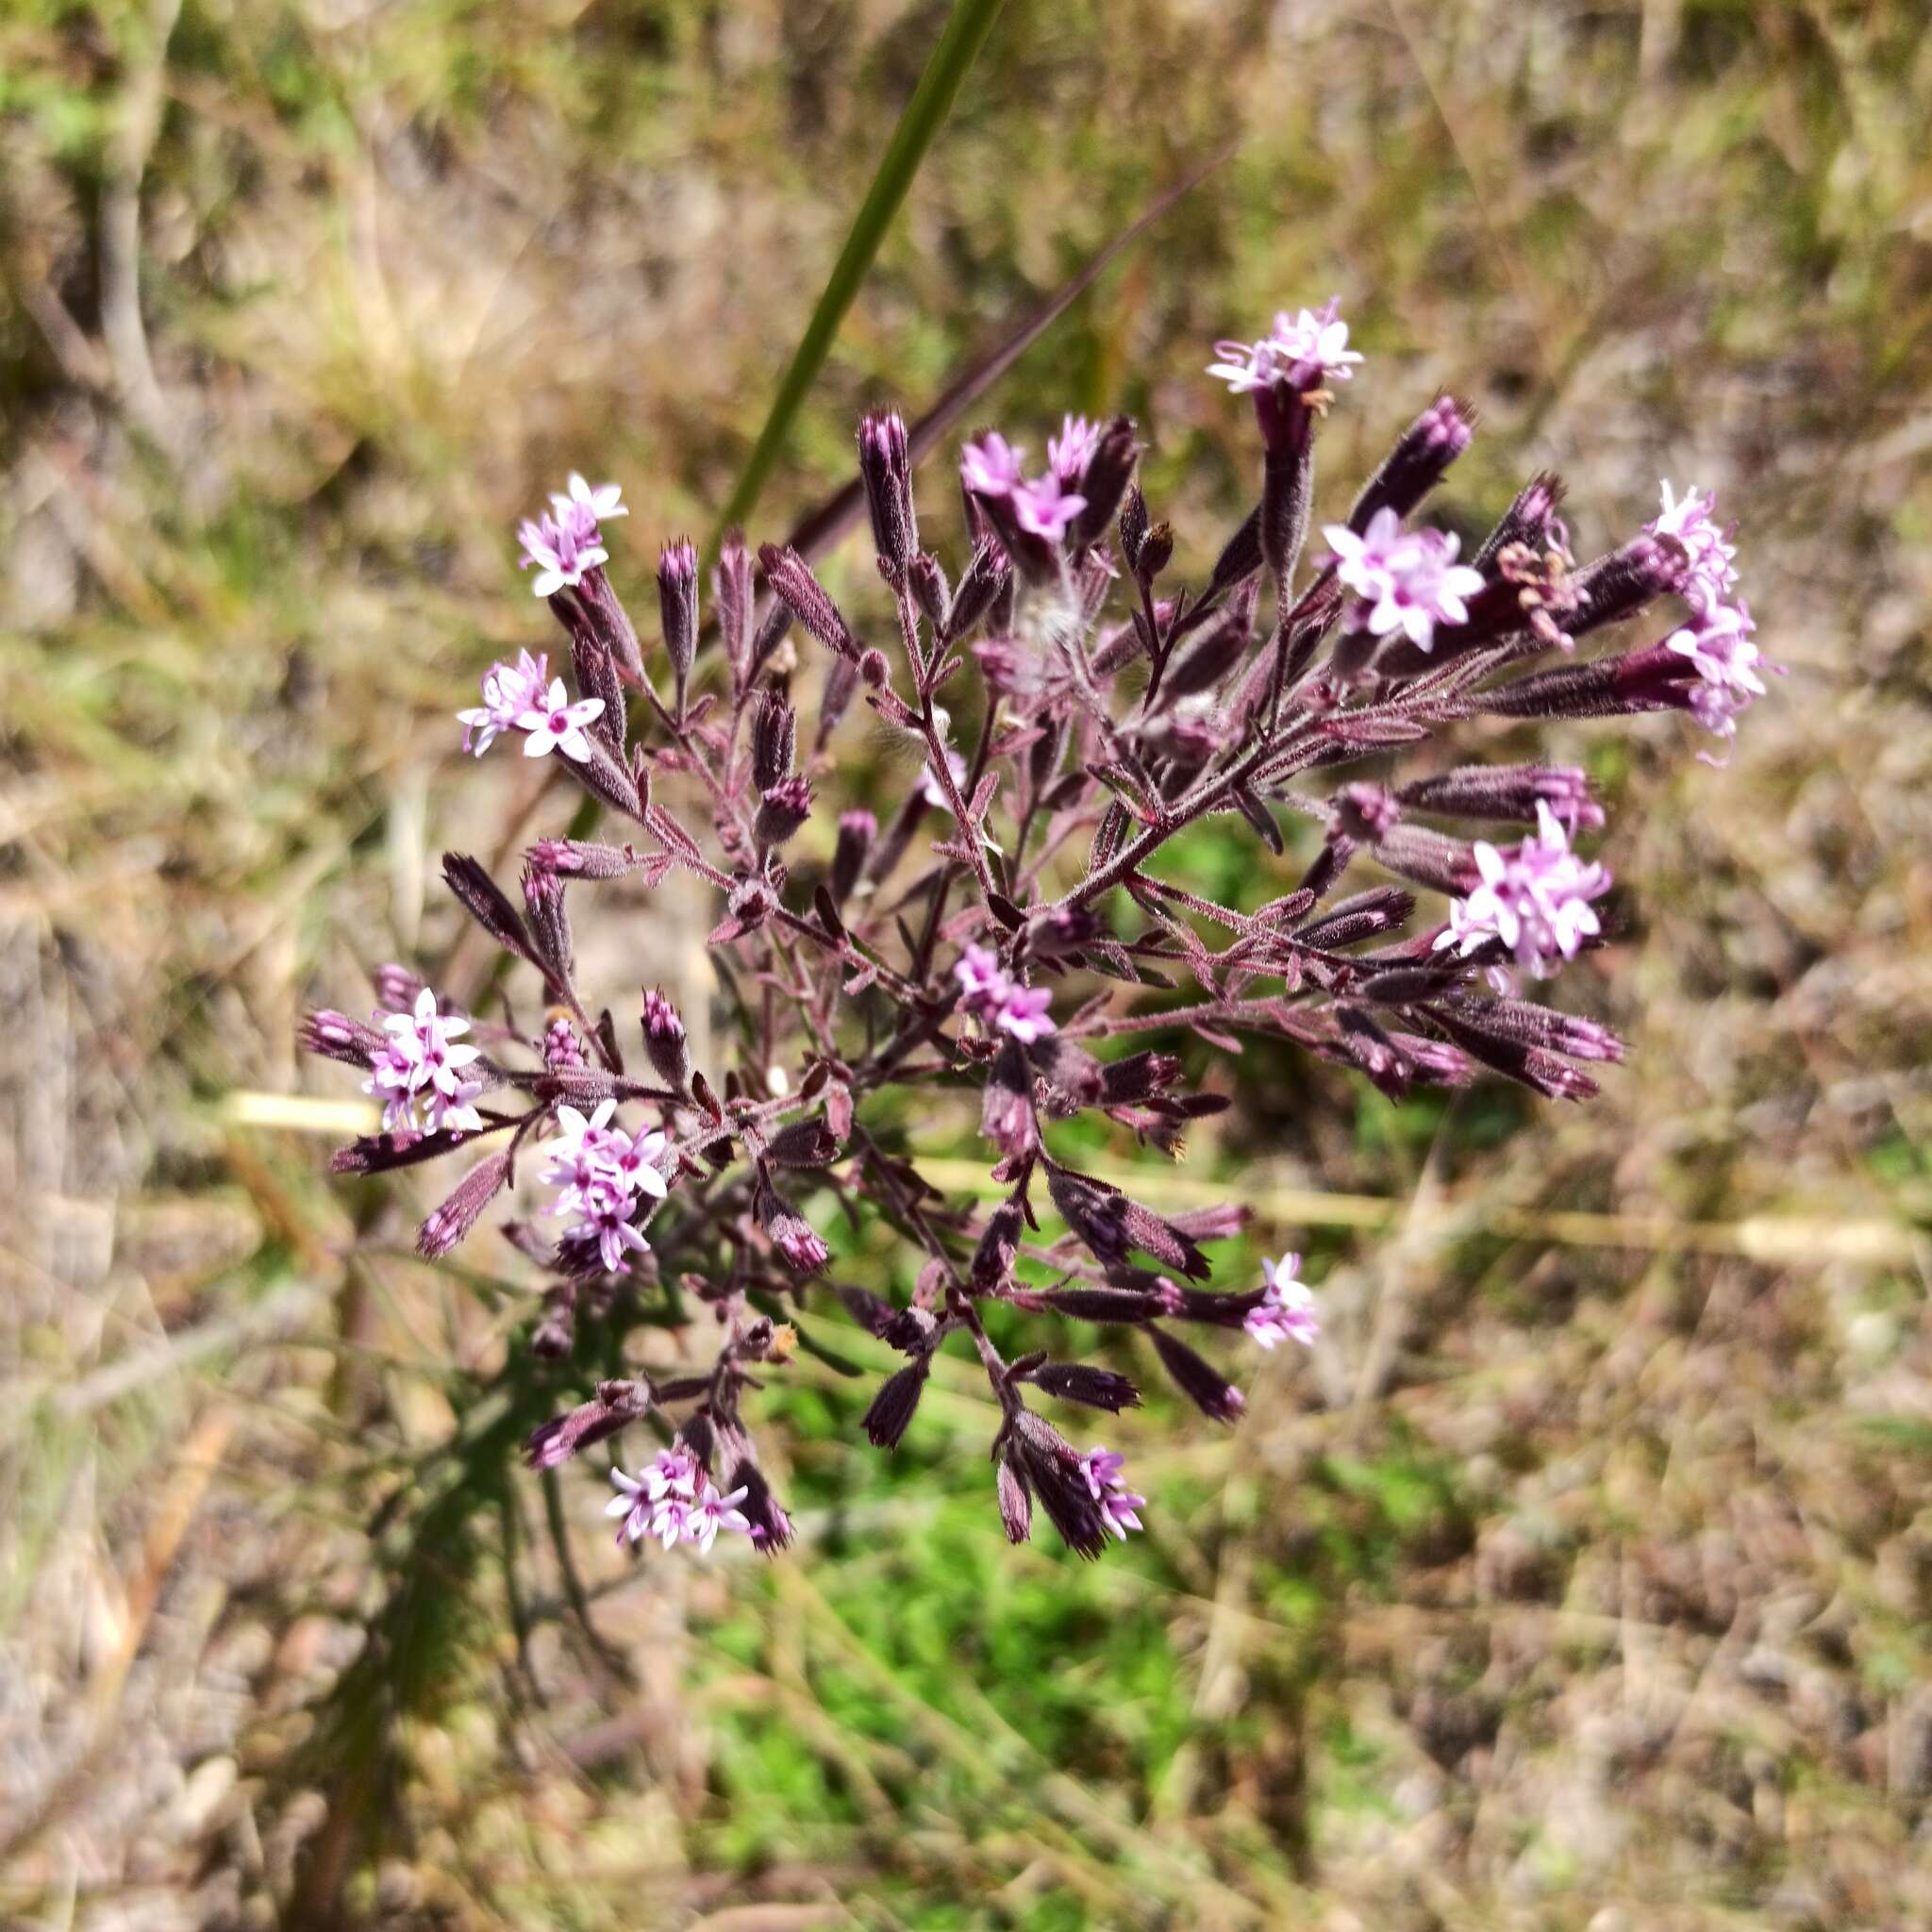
xmin=5 ymin=0 xmax=1932 ymax=1926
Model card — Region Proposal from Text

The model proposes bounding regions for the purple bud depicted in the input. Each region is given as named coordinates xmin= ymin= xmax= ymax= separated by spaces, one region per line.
xmin=730 ymin=1459 xmax=794 ymax=1554
xmin=1474 ymin=472 xmax=1567 ymax=567
xmin=521 ymin=862 xmax=575 ymax=985
xmin=758 ymin=1189 xmax=829 ymax=1273
xmin=1148 ymin=1325 xmax=1246 ymax=1424
xmin=1348 ymin=393 xmax=1474 ymax=531
xmin=299 ymin=1009 xmax=384 ymax=1068
xmin=716 ymin=530 xmax=755 ymax=689
xmin=641 ymin=987 xmax=690 ymax=1089
xmin=758 ymin=543 xmax=859 ymax=662
xmin=526 ymin=1380 xmax=651 ymax=1470
xmin=1027 ymin=1362 xmax=1141 ymax=1412
xmin=443 ymin=853 xmax=536 ymax=965
xmin=1007 ymin=1412 xmax=1108 ymax=1559
xmin=756 ymin=774 xmax=814 ymax=848
xmin=372 ymin=962 xmax=425 ymax=1013
xmin=1567 ymin=536 xmax=1676 ymax=638
xmin=862 ymin=1357 xmax=930 ymax=1449
xmin=1069 ymin=416 xmax=1138 ymax=551
xmin=972 ymin=1197 xmax=1025 ymax=1291
xmin=908 ymin=552 xmax=950 ymax=628
xmin=526 ymin=839 xmax=642 ymax=879
xmin=543 ymin=1017 xmax=587 ymax=1071
xmin=1396 ymin=764 xmax=1604 ymax=831
xmin=858 ymin=410 xmax=918 ymax=579
xmin=657 ymin=538 xmax=699 ymax=701
xmin=830 ymin=808 xmax=876 ymax=903
xmin=996 ymin=1454 xmax=1033 ymax=1544
xmin=750 ymin=688 xmax=796 ymax=791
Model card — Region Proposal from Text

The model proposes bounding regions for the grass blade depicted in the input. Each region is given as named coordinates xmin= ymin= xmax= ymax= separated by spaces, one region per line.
xmin=712 ymin=0 xmax=1008 ymax=547
xmin=784 ymin=142 xmax=1237 ymax=561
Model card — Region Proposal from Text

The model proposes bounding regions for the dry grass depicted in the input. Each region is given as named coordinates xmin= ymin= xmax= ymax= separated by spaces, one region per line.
xmin=4 ymin=1 xmax=1932 ymax=1926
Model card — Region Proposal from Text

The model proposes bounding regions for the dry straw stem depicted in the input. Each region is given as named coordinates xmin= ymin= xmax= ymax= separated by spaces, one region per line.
xmin=219 ymin=1091 xmax=1922 ymax=1270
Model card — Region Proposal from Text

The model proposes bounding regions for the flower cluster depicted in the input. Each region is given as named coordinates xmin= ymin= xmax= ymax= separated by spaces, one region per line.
xmin=1437 ymin=803 xmax=1611 ymax=983
xmin=361 ymin=987 xmax=483 ymax=1136
xmin=608 ymin=1447 xmax=751 ymax=1554
xmin=541 ymin=1099 xmax=669 ymax=1274
xmin=305 ymin=293 xmax=1759 ymax=1565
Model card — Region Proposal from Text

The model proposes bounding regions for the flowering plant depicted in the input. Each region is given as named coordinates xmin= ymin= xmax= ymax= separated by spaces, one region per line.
xmin=303 ymin=300 xmax=1760 ymax=1561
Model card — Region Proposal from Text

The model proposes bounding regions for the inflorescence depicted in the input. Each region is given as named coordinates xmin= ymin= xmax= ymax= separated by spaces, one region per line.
xmin=304 ymin=297 xmax=1762 ymax=1562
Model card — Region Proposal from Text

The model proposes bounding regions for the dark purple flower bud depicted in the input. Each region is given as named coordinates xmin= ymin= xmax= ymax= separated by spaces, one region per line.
xmin=829 ymin=808 xmax=875 ymax=904
xmin=765 ymin=1117 xmax=841 ymax=1167
xmin=371 ymin=961 xmax=426 ymax=1013
xmin=1023 ymin=906 xmax=1103 ymax=961
xmin=1440 ymin=994 xmax=1625 ymax=1064
xmin=1167 ymin=1202 xmax=1251 ymax=1242
xmin=1045 ymin=1164 xmax=1210 ymax=1280
xmin=329 ymin=1125 xmax=481 ymax=1175
xmin=299 ymin=1009 xmax=385 ymax=1068
xmin=521 ymin=862 xmax=575 ymax=985
xmin=1388 ymin=1032 xmax=1474 ymax=1087
xmin=730 ymin=1459 xmax=794 ymax=1554
xmin=750 ymin=598 xmax=795 ymax=679
xmin=526 ymin=838 xmax=641 ymax=879
xmin=1363 ymin=825 xmax=1481 ymax=896
xmin=1096 ymin=1052 xmax=1182 ymax=1106
xmin=1474 ymin=472 xmax=1567 ymax=568
xmin=1029 ymin=1285 xmax=1165 ymax=1324
xmin=758 ymin=543 xmax=859 ymax=662
xmin=1293 ymin=890 xmax=1418 ymax=953
xmin=1425 ymin=1007 xmax=1602 ymax=1101
xmin=1149 ymin=1324 xmax=1246 ymax=1424
xmin=1479 ymin=641 xmax=1695 ymax=724
xmin=715 ymin=529 xmax=754 ymax=688
xmin=941 ymin=541 xmax=1008 ymax=646
xmin=1567 ymin=536 xmax=1677 ymax=638
xmin=858 ymin=410 xmax=919 ymax=579
xmin=1396 ymin=764 xmax=1604 ymax=831
xmin=1028 ymin=1362 xmax=1141 ymax=1412
xmin=972 ymin=1197 xmax=1025 ymax=1291
xmin=1069 ymin=416 xmax=1138 ymax=551
xmin=1261 ymin=434 xmax=1314 ymax=593
xmin=908 ymin=552 xmax=950 ymax=628
xmin=1007 ymin=1411 xmax=1108 ymax=1559
xmin=880 ymin=1305 xmax=941 ymax=1355
xmin=1031 ymin=1037 xmax=1105 ymax=1114
xmin=443 ymin=853 xmax=537 ymax=965
xmin=1349 ymin=394 xmax=1474 ymax=532
xmin=837 ymin=1284 xmax=899 ymax=1337
xmin=756 ymin=774 xmax=814 ymax=848
xmin=758 ymin=1187 xmax=829 ymax=1273
xmin=657 ymin=538 xmax=699 ymax=702
xmin=996 ymin=1453 xmax=1033 ymax=1545
xmin=863 ymin=1357 xmax=930 ymax=1449
xmin=525 ymin=1381 xmax=651 ymax=1470
xmin=750 ymin=687 xmax=796 ymax=791
xmin=1159 ymin=595 xmax=1254 ymax=698
xmin=641 ymin=988 xmax=690 ymax=1089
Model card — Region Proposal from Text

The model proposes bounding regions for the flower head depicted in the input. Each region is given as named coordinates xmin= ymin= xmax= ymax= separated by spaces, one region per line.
xmin=607 ymin=1448 xmax=750 ymax=1554
xmin=1436 ymin=803 xmax=1611 ymax=978
xmin=550 ymin=472 xmax=627 ymax=529
xmin=1325 ymin=509 xmax=1484 ymax=652
xmin=517 ymin=510 xmax=608 ymax=598
xmin=539 ymin=1101 xmax=668 ymax=1274
xmin=1245 ymin=1251 xmax=1320 ymax=1350
xmin=1010 ymin=474 xmax=1088 ymax=545
xmin=457 ymin=649 xmax=549 ymax=756
xmin=362 ymin=986 xmax=484 ymax=1136
xmin=1647 ymin=481 xmax=1738 ymax=615
xmin=960 ymin=433 xmax=1029 ymax=501
xmin=1209 ymin=297 xmax=1362 ymax=397
xmin=1046 ymin=414 xmax=1102 ymax=486
xmin=1077 ymin=1447 xmax=1146 ymax=1541
xmin=992 ymin=983 xmax=1056 ymax=1043
xmin=515 ymin=679 xmax=606 ymax=762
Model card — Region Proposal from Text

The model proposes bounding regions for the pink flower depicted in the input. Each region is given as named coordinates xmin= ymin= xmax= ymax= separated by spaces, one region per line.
xmin=954 ymin=942 xmax=1008 ymax=1007
xmin=1245 ymin=1252 xmax=1319 ymax=1350
xmin=607 ymin=1449 xmax=752 ymax=1555
xmin=1435 ymin=803 xmax=1611 ymax=979
xmin=539 ymin=1102 xmax=670 ymax=1274
xmin=549 ymin=472 xmax=627 ymax=530
xmin=362 ymin=987 xmax=484 ymax=1136
xmin=1077 ymin=1447 xmax=1146 ymax=1541
xmin=993 ymin=984 xmax=1057 ymax=1044
xmin=1208 ymin=297 xmax=1363 ymax=397
xmin=1647 ymin=480 xmax=1738 ymax=615
xmin=1324 ymin=509 xmax=1484 ymax=651
xmin=517 ymin=511 xmax=608 ymax=598
xmin=960 ymin=432 xmax=1029 ymax=501
xmin=1046 ymin=414 xmax=1101 ymax=485
xmin=1666 ymin=600 xmax=1774 ymax=756
xmin=457 ymin=649 xmax=548 ymax=756
xmin=1010 ymin=474 xmax=1088 ymax=545
xmin=515 ymin=679 xmax=606 ymax=761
